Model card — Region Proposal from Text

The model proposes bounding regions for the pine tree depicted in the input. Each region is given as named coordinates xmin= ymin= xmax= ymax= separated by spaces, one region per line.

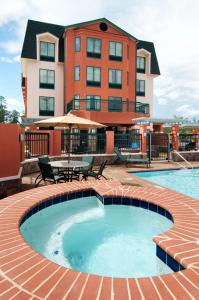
xmin=0 ymin=96 xmax=9 ymax=123
xmin=9 ymin=110 xmax=20 ymax=123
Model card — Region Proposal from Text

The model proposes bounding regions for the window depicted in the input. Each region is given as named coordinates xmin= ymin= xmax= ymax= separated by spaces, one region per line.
xmin=40 ymin=42 xmax=55 ymax=62
xmin=109 ymin=41 xmax=122 ymax=61
xmin=87 ymin=38 xmax=101 ymax=58
xmin=87 ymin=67 xmax=101 ymax=87
xmin=127 ymin=45 xmax=129 ymax=59
xmin=74 ymin=95 xmax=80 ymax=110
xmin=136 ymin=79 xmax=145 ymax=96
xmin=109 ymin=69 xmax=122 ymax=89
xmin=86 ymin=95 xmax=101 ymax=111
xmin=137 ymin=56 xmax=145 ymax=73
xmin=74 ymin=66 xmax=80 ymax=81
xmin=75 ymin=37 xmax=81 ymax=52
xmin=108 ymin=97 xmax=122 ymax=112
xmin=39 ymin=69 xmax=55 ymax=89
xmin=39 ymin=97 xmax=54 ymax=116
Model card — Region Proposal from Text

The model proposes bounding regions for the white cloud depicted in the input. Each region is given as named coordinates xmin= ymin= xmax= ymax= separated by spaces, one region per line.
xmin=176 ymin=105 xmax=190 ymax=113
xmin=157 ymin=98 xmax=168 ymax=106
xmin=0 ymin=55 xmax=20 ymax=63
xmin=6 ymin=98 xmax=24 ymax=111
xmin=176 ymin=104 xmax=199 ymax=118
xmin=0 ymin=40 xmax=22 ymax=54
xmin=0 ymin=56 xmax=13 ymax=63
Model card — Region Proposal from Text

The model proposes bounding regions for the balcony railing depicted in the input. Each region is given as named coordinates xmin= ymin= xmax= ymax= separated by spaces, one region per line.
xmin=67 ymin=99 xmax=135 ymax=113
xmin=135 ymin=102 xmax=149 ymax=114
xmin=67 ymin=99 xmax=149 ymax=114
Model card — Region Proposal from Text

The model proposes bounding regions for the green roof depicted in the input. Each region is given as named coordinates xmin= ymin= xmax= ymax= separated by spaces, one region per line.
xmin=21 ymin=18 xmax=160 ymax=74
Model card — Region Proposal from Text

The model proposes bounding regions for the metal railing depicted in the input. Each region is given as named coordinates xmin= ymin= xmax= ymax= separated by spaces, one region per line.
xmin=173 ymin=150 xmax=193 ymax=169
xmin=67 ymin=99 xmax=149 ymax=114
xmin=61 ymin=132 xmax=106 ymax=154
xmin=179 ymin=134 xmax=199 ymax=151
xmin=67 ymin=99 xmax=136 ymax=113
xmin=135 ymin=102 xmax=149 ymax=114
xmin=114 ymin=133 xmax=142 ymax=152
xmin=25 ymin=132 xmax=50 ymax=158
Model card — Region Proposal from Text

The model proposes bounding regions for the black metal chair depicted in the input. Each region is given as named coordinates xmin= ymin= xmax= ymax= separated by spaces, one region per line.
xmin=82 ymin=160 xmax=107 ymax=180
xmin=35 ymin=156 xmax=63 ymax=185
xmin=34 ymin=156 xmax=50 ymax=185
xmin=35 ymin=162 xmax=67 ymax=186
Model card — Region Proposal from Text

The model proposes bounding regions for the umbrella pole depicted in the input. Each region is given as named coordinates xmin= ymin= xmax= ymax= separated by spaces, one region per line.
xmin=68 ymin=124 xmax=72 ymax=162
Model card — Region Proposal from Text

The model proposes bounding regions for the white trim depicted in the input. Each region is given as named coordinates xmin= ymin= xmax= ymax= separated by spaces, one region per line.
xmin=36 ymin=32 xmax=59 ymax=62
xmin=36 ymin=32 xmax=59 ymax=40
xmin=137 ymin=48 xmax=151 ymax=55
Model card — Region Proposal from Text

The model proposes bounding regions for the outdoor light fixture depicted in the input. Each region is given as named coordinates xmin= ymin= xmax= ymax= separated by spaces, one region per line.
xmin=19 ymin=133 xmax=25 ymax=142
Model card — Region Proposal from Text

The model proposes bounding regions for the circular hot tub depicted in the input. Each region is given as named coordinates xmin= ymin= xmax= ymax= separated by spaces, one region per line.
xmin=20 ymin=192 xmax=173 ymax=278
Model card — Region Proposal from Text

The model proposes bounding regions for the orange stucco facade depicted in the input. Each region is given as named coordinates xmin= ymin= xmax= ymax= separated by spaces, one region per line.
xmin=0 ymin=124 xmax=24 ymax=178
xmin=64 ymin=22 xmax=141 ymax=125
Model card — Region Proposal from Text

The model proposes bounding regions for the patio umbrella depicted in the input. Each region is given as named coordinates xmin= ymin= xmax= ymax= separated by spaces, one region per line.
xmin=34 ymin=112 xmax=106 ymax=159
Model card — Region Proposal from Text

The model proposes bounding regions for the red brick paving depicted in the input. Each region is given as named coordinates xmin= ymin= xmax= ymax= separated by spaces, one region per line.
xmin=0 ymin=180 xmax=199 ymax=299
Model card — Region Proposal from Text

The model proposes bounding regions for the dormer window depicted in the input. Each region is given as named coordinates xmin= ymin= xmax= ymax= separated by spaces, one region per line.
xmin=137 ymin=56 xmax=145 ymax=73
xmin=40 ymin=41 xmax=55 ymax=62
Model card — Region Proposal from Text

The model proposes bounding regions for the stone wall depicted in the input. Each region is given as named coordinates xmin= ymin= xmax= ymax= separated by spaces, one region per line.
xmin=172 ymin=151 xmax=199 ymax=162
xmin=21 ymin=153 xmax=147 ymax=175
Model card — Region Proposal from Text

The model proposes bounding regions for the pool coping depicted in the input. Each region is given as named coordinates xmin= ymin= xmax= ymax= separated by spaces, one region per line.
xmin=130 ymin=168 xmax=199 ymax=200
xmin=0 ymin=180 xmax=199 ymax=299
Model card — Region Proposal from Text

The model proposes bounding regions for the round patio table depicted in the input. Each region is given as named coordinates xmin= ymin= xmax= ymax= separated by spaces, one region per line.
xmin=49 ymin=160 xmax=89 ymax=181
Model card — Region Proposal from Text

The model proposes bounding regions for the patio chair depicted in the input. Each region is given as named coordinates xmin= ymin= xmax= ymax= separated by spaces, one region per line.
xmin=34 ymin=156 xmax=50 ymax=185
xmin=114 ymin=147 xmax=150 ymax=168
xmin=35 ymin=162 xmax=67 ymax=186
xmin=73 ymin=156 xmax=95 ymax=177
xmin=82 ymin=160 xmax=107 ymax=180
xmin=34 ymin=156 xmax=61 ymax=185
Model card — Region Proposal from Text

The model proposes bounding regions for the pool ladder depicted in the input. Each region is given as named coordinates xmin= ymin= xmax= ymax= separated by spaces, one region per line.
xmin=173 ymin=150 xmax=193 ymax=169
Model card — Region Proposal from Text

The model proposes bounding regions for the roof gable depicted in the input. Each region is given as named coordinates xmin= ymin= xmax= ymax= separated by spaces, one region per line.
xmin=65 ymin=18 xmax=138 ymax=41
xmin=21 ymin=19 xmax=160 ymax=76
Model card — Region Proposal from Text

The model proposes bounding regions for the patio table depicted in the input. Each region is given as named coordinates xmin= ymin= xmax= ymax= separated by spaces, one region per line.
xmin=49 ymin=160 xmax=89 ymax=181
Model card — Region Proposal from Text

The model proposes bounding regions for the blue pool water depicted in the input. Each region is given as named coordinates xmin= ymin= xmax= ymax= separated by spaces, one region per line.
xmin=132 ymin=169 xmax=199 ymax=200
xmin=20 ymin=196 xmax=173 ymax=278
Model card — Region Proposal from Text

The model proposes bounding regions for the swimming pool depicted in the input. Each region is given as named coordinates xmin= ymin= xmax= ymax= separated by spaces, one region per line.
xmin=132 ymin=168 xmax=199 ymax=199
xmin=20 ymin=196 xmax=173 ymax=278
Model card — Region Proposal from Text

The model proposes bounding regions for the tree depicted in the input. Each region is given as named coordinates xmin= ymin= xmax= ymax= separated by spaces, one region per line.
xmin=0 ymin=96 xmax=21 ymax=124
xmin=0 ymin=96 xmax=9 ymax=123
xmin=9 ymin=110 xmax=20 ymax=123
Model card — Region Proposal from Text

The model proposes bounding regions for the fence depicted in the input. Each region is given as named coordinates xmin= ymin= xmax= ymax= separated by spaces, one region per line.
xmin=61 ymin=133 xmax=106 ymax=154
xmin=179 ymin=134 xmax=199 ymax=151
xmin=114 ymin=133 xmax=142 ymax=153
xmin=147 ymin=133 xmax=170 ymax=161
xmin=25 ymin=132 xmax=50 ymax=158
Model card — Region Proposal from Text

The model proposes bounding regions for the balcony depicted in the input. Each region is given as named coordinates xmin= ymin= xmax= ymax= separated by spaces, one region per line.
xmin=67 ymin=99 xmax=137 ymax=113
xmin=135 ymin=102 xmax=149 ymax=114
xmin=67 ymin=99 xmax=149 ymax=114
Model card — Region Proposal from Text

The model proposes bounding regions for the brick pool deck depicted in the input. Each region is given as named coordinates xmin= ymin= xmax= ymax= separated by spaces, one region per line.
xmin=0 ymin=180 xmax=199 ymax=299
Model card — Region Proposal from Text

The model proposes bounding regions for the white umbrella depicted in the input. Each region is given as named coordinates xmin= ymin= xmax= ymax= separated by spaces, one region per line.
xmin=35 ymin=112 xmax=106 ymax=159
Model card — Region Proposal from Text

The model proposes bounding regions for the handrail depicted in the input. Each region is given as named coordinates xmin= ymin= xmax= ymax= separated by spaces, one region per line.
xmin=173 ymin=150 xmax=193 ymax=169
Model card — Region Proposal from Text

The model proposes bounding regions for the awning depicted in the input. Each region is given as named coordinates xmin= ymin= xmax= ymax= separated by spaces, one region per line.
xmin=132 ymin=117 xmax=183 ymax=125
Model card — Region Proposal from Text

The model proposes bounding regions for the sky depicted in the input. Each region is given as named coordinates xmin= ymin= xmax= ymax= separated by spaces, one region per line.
xmin=0 ymin=0 xmax=199 ymax=119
